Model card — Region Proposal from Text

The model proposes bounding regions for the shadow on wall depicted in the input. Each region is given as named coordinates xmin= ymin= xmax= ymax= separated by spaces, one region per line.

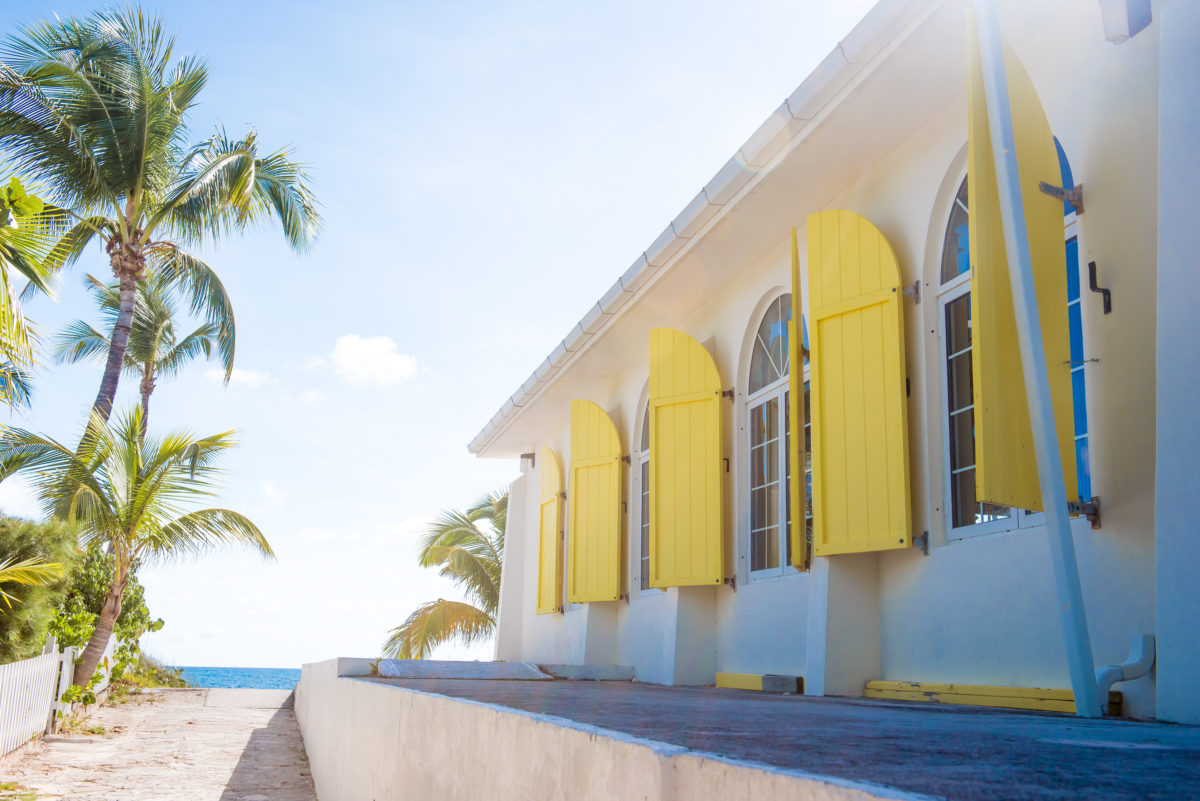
xmin=219 ymin=694 xmax=317 ymax=801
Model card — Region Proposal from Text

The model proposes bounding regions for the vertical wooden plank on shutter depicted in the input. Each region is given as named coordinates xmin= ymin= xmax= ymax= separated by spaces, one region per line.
xmin=808 ymin=210 xmax=912 ymax=556
xmin=567 ymin=399 xmax=623 ymax=602
xmin=648 ymin=328 xmax=724 ymax=587
xmin=536 ymin=446 xmax=563 ymax=614
xmin=788 ymin=227 xmax=809 ymax=569
xmin=967 ymin=21 xmax=1078 ymax=510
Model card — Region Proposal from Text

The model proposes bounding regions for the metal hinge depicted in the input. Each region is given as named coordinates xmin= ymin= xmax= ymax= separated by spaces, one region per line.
xmin=902 ymin=280 xmax=920 ymax=304
xmin=913 ymin=530 xmax=930 ymax=556
xmin=1068 ymin=496 xmax=1102 ymax=530
xmin=1039 ymin=181 xmax=1085 ymax=213
xmin=721 ymin=389 xmax=735 ymax=401
xmin=723 ymin=575 xmax=737 ymax=590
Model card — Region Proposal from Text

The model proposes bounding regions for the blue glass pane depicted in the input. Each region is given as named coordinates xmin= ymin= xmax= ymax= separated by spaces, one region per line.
xmin=1072 ymin=369 xmax=1088 ymax=436
xmin=1069 ymin=302 xmax=1084 ymax=364
xmin=953 ymin=223 xmax=970 ymax=277
xmin=1065 ymin=237 xmax=1080 ymax=301
xmin=1075 ymin=437 xmax=1091 ymax=501
xmin=1054 ymin=137 xmax=1076 ymax=215
xmin=802 ymin=315 xmax=810 ymax=365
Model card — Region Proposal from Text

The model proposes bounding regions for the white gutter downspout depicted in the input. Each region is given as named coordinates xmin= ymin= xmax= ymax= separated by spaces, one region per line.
xmin=1096 ymin=635 xmax=1156 ymax=715
xmin=972 ymin=0 xmax=1103 ymax=718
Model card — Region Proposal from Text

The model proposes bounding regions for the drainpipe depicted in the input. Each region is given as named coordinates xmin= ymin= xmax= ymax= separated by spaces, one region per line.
xmin=972 ymin=0 xmax=1102 ymax=717
xmin=1096 ymin=635 xmax=1156 ymax=715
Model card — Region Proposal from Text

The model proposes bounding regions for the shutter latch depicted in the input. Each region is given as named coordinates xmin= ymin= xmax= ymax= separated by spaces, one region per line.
xmin=1038 ymin=181 xmax=1085 ymax=213
xmin=1067 ymin=496 xmax=1102 ymax=530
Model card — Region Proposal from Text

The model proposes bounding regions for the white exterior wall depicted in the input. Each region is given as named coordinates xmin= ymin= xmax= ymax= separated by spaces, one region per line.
xmin=1153 ymin=0 xmax=1200 ymax=726
xmin=486 ymin=0 xmax=1181 ymax=720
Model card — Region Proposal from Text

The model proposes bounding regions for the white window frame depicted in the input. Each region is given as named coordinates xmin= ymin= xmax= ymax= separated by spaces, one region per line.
xmin=631 ymin=400 xmax=661 ymax=598
xmin=938 ymin=190 xmax=1087 ymax=541
xmin=742 ymin=292 xmax=810 ymax=582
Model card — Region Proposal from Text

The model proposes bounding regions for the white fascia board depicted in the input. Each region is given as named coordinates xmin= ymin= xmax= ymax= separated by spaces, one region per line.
xmin=840 ymin=0 xmax=932 ymax=63
xmin=534 ymin=358 xmax=555 ymax=381
xmin=672 ymin=190 xmax=720 ymax=239
xmin=547 ymin=342 xmax=570 ymax=368
xmin=740 ymin=102 xmax=795 ymax=169
xmin=579 ymin=303 xmax=612 ymax=335
xmin=704 ymin=157 xmax=755 ymax=206
xmin=598 ymin=280 xmax=633 ymax=316
xmin=561 ymin=323 xmax=592 ymax=354
xmin=620 ymin=253 xmax=655 ymax=293
xmin=517 ymin=375 xmax=540 ymax=402
xmin=644 ymin=224 xmax=686 ymax=267
xmin=786 ymin=49 xmax=859 ymax=120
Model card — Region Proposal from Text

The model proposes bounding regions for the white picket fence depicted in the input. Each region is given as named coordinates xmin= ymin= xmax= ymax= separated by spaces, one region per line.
xmin=0 ymin=637 xmax=120 ymax=759
xmin=0 ymin=648 xmax=65 ymax=757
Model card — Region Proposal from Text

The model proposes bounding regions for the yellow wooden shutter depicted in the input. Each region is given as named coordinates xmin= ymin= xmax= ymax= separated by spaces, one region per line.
xmin=967 ymin=23 xmax=1078 ymax=510
xmin=536 ymin=446 xmax=563 ymax=614
xmin=807 ymin=210 xmax=912 ymax=556
xmin=788 ymin=227 xmax=808 ymax=569
xmin=648 ymin=328 xmax=723 ymax=587
xmin=567 ymin=399 xmax=622 ymax=603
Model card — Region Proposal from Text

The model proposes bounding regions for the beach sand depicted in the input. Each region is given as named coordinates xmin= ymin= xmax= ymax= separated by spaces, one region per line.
xmin=2 ymin=687 xmax=317 ymax=800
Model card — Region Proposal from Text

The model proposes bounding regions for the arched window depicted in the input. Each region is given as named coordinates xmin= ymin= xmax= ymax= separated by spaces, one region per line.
xmin=636 ymin=401 xmax=651 ymax=591
xmin=938 ymin=138 xmax=1090 ymax=536
xmin=747 ymin=294 xmax=810 ymax=575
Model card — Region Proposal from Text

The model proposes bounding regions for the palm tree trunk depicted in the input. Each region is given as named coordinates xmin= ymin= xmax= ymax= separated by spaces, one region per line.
xmin=73 ymin=561 xmax=128 ymax=687
xmin=138 ymin=363 xmax=154 ymax=438
xmin=91 ymin=271 xmax=138 ymax=423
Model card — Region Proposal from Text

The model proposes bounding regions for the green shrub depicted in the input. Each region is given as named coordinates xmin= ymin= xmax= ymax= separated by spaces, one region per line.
xmin=0 ymin=517 xmax=77 ymax=662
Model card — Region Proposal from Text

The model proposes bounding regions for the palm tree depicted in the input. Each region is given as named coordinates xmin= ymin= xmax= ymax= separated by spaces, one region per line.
xmin=0 ymin=555 xmax=64 ymax=609
xmin=0 ymin=174 xmax=64 ymax=405
xmin=0 ymin=405 xmax=273 ymax=686
xmin=0 ymin=9 xmax=321 ymax=427
xmin=55 ymin=275 xmax=220 ymax=432
xmin=382 ymin=491 xmax=506 ymax=660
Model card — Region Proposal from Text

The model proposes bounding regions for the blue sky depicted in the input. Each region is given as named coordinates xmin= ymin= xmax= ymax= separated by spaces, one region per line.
xmin=0 ymin=0 xmax=875 ymax=667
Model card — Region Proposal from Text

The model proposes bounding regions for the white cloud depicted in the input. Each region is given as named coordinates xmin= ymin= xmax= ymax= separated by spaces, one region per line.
xmin=298 ymin=527 xmax=362 ymax=544
xmin=300 ymin=389 xmax=324 ymax=403
xmin=206 ymin=368 xmax=277 ymax=388
xmin=325 ymin=335 xmax=417 ymax=387
xmin=0 ymin=475 xmax=41 ymax=520
xmin=261 ymin=481 xmax=285 ymax=507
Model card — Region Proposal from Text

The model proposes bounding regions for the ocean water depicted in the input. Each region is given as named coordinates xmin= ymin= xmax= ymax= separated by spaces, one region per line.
xmin=175 ymin=666 xmax=302 ymax=689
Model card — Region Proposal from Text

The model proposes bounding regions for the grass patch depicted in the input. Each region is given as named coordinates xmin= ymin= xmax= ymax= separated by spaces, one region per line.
xmin=0 ymin=780 xmax=40 ymax=799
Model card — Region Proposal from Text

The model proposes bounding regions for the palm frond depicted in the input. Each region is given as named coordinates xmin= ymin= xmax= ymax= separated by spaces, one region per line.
xmin=0 ymin=555 xmax=65 ymax=608
xmin=381 ymin=599 xmax=494 ymax=660
xmin=147 ymin=244 xmax=234 ymax=379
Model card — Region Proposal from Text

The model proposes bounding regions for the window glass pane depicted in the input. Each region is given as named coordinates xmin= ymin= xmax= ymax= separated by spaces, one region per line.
xmin=1075 ymin=437 xmax=1091 ymax=501
xmin=750 ymin=398 xmax=779 ymax=444
xmin=1065 ymin=237 xmax=1080 ymax=301
xmin=752 ymin=441 xmax=779 ymax=489
xmin=640 ymin=458 xmax=650 ymax=591
xmin=940 ymin=179 xmax=971 ymax=283
xmin=946 ymin=295 xmax=972 ymax=354
xmin=1068 ymin=302 xmax=1084 ymax=365
xmin=640 ymin=403 xmax=649 ymax=453
xmin=749 ymin=295 xmax=791 ymax=393
xmin=1072 ymin=369 xmax=1088 ymax=436
xmin=947 ymin=353 xmax=973 ymax=414
xmin=1054 ymin=137 xmax=1077 ymax=215
xmin=949 ymin=409 xmax=975 ymax=472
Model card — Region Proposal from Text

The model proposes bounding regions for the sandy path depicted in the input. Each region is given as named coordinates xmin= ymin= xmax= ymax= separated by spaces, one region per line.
xmin=1 ymin=688 xmax=318 ymax=801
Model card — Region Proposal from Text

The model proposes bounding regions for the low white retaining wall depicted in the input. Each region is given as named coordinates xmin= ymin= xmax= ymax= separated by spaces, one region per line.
xmin=295 ymin=658 xmax=926 ymax=801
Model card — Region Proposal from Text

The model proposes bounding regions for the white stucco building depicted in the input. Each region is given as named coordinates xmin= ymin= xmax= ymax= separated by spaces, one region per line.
xmin=469 ymin=0 xmax=1200 ymax=724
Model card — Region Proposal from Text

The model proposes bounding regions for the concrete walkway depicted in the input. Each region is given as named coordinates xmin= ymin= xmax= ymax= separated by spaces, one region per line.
xmin=372 ymin=678 xmax=1200 ymax=801
xmin=1 ymin=688 xmax=317 ymax=801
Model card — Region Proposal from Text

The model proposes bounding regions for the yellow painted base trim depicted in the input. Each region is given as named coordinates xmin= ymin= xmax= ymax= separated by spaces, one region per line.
xmin=715 ymin=673 xmax=763 ymax=691
xmin=865 ymin=680 xmax=1121 ymax=714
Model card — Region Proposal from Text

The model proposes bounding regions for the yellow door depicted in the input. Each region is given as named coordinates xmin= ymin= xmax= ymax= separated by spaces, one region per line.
xmin=567 ymin=399 xmax=622 ymax=603
xmin=807 ymin=210 xmax=912 ymax=556
xmin=536 ymin=447 xmax=563 ymax=614
xmin=967 ymin=22 xmax=1077 ymax=510
xmin=648 ymin=328 xmax=723 ymax=587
